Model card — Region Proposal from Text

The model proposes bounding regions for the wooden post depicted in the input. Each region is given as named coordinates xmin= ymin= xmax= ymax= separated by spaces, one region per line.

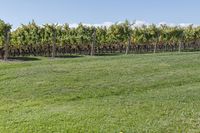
xmin=4 ymin=31 xmax=10 ymax=61
xmin=125 ymin=35 xmax=131 ymax=55
xmin=125 ymin=22 xmax=135 ymax=55
xmin=52 ymin=31 xmax=56 ymax=58
xmin=91 ymin=29 xmax=96 ymax=56
xmin=153 ymin=44 xmax=157 ymax=53
xmin=178 ymin=42 xmax=181 ymax=53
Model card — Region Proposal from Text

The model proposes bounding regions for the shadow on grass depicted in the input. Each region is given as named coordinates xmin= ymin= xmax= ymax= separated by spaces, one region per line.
xmin=55 ymin=55 xmax=84 ymax=58
xmin=8 ymin=57 xmax=41 ymax=61
xmin=96 ymin=53 xmax=124 ymax=56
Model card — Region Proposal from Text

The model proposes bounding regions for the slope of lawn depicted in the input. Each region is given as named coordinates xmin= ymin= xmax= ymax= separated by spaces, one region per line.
xmin=0 ymin=52 xmax=200 ymax=132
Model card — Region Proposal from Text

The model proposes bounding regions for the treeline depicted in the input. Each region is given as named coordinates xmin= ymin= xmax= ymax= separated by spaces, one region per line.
xmin=1 ymin=19 xmax=200 ymax=59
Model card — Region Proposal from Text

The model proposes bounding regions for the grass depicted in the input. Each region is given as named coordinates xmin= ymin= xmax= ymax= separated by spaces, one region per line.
xmin=0 ymin=52 xmax=200 ymax=132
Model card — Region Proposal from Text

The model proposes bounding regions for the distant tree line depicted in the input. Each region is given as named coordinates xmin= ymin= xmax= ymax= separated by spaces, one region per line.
xmin=1 ymin=19 xmax=200 ymax=59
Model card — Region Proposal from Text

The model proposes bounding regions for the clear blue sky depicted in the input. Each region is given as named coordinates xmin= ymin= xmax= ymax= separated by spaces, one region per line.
xmin=0 ymin=0 xmax=200 ymax=28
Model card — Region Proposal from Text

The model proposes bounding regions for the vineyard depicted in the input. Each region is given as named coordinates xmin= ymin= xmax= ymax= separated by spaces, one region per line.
xmin=1 ymin=19 xmax=200 ymax=132
xmin=1 ymin=19 xmax=200 ymax=59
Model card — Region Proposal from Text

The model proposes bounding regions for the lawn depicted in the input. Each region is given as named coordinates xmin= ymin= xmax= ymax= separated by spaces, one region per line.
xmin=0 ymin=52 xmax=200 ymax=132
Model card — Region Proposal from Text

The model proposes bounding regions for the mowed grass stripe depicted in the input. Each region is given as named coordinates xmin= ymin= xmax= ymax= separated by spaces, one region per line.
xmin=0 ymin=52 xmax=200 ymax=132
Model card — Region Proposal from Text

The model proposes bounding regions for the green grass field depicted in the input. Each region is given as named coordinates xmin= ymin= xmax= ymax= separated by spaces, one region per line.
xmin=0 ymin=52 xmax=200 ymax=133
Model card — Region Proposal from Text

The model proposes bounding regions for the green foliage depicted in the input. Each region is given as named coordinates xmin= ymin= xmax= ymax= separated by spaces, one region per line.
xmin=1 ymin=19 xmax=200 ymax=55
xmin=0 ymin=19 xmax=11 ymax=47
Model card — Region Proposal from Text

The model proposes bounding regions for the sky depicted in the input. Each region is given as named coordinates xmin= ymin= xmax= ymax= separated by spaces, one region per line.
xmin=0 ymin=0 xmax=200 ymax=28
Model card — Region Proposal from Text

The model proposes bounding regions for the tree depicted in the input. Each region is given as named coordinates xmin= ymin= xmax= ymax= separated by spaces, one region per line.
xmin=132 ymin=25 xmax=150 ymax=53
xmin=0 ymin=20 xmax=12 ymax=60
xmin=194 ymin=26 xmax=200 ymax=49
xmin=183 ymin=25 xmax=195 ymax=50
xmin=174 ymin=26 xmax=184 ymax=52
xmin=43 ymin=24 xmax=57 ymax=57
xmin=95 ymin=26 xmax=108 ymax=54
xmin=148 ymin=24 xmax=162 ymax=53
xmin=124 ymin=20 xmax=135 ymax=55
